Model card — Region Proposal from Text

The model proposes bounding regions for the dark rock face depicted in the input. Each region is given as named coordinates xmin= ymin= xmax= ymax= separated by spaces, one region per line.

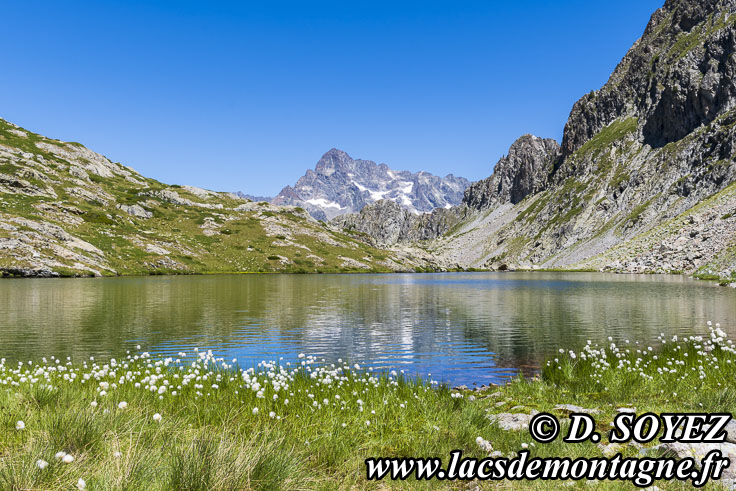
xmin=463 ymin=135 xmax=560 ymax=210
xmin=561 ymin=0 xmax=736 ymax=157
xmin=271 ymin=148 xmax=470 ymax=220
xmin=0 ymin=267 xmax=58 ymax=278
xmin=641 ymin=27 xmax=736 ymax=148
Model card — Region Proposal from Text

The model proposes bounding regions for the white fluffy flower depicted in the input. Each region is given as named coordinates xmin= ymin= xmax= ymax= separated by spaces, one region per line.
xmin=15 ymin=420 xmax=25 ymax=430
xmin=118 ymin=401 xmax=128 ymax=410
xmin=476 ymin=436 xmax=493 ymax=452
xmin=62 ymin=454 xmax=75 ymax=464
xmin=36 ymin=459 xmax=49 ymax=470
xmin=77 ymin=478 xmax=86 ymax=489
xmin=153 ymin=413 xmax=162 ymax=422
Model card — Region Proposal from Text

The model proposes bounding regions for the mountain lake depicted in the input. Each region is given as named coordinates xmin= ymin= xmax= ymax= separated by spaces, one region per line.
xmin=1 ymin=272 xmax=734 ymax=386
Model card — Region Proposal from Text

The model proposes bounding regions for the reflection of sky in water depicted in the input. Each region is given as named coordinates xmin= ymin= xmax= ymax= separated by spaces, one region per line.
xmin=1 ymin=272 xmax=734 ymax=386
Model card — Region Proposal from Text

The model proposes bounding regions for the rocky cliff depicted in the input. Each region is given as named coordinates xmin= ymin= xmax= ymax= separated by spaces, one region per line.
xmin=271 ymin=148 xmax=470 ymax=220
xmin=331 ymin=199 xmax=471 ymax=247
xmin=333 ymin=0 xmax=736 ymax=283
xmin=463 ymin=135 xmax=560 ymax=209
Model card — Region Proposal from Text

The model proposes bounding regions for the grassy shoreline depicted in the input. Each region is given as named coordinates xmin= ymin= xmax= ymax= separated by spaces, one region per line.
xmin=0 ymin=265 xmax=471 ymax=279
xmin=1 ymin=266 xmax=733 ymax=289
xmin=1 ymin=325 xmax=734 ymax=489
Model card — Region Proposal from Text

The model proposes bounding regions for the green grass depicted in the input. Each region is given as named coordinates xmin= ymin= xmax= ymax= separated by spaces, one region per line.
xmin=666 ymin=11 xmax=736 ymax=61
xmin=625 ymin=197 xmax=655 ymax=225
xmin=82 ymin=211 xmax=114 ymax=225
xmin=1 ymin=326 xmax=734 ymax=489
xmin=572 ymin=117 xmax=638 ymax=161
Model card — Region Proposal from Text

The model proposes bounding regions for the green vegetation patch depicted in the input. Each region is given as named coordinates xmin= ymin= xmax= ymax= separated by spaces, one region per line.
xmin=572 ymin=117 xmax=638 ymax=161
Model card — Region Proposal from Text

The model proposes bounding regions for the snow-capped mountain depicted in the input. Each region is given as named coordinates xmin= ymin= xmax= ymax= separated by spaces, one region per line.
xmin=270 ymin=148 xmax=470 ymax=220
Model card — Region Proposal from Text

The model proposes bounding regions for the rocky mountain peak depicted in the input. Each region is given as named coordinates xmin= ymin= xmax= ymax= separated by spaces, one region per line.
xmin=271 ymin=149 xmax=470 ymax=220
xmin=314 ymin=148 xmax=352 ymax=176
xmin=463 ymin=135 xmax=560 ymax=210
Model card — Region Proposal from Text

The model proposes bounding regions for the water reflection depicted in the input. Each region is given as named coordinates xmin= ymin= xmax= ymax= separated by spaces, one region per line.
xmin=1 ymin=273 xmax=733 ymax=386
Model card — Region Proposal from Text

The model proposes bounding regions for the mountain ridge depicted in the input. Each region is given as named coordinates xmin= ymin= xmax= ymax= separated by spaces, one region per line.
xmin=0 ymin=118 xmax=434 ymax=277
xmin=270 ymin=148 xmax=470 ymax=221
xmin=331 ymin=0 xmax=736 ymax=283
xmin=2 ymin=0 xmax=735 ymax=283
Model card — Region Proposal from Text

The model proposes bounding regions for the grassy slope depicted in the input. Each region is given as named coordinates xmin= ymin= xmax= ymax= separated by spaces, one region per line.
xmin=0 ymin=118 xmax=408 ymax=277
xmin=0 ymin=327 xmax=733 ymax=489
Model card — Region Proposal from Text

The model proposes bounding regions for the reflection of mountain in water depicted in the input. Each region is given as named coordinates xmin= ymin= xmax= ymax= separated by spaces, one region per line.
xmin=1 ymin=273 xmax=734 ymax=385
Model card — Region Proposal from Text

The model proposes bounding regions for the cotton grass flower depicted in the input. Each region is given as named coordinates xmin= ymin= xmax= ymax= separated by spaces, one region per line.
xmin=55 ymin=452 xmax=66 ymax=460
xmin=118 ymin=401 xmax=128 ymax=409
xmin=62 ymin=454 xmax=75 ymax=464
xmin=36 ymin=459 xmax=49 ymax=470
xmin=153 ymin=413 xmax=162 ymax=422
xmin=476 ymin=436 xmax=493 ymax=452
xmin=77 ymin=478 xmax=86 ymax=489
xmin=15 ymin=420 xmax=25 ymax=430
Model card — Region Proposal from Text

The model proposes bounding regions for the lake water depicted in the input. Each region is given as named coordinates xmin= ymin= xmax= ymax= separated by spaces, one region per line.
xmin=1 ymin=272 xmax=734 ymax=386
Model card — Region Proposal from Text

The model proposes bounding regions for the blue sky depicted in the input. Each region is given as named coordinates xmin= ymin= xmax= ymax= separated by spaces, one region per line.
xmin=3 ymin=0 xmax=662 ymax=196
